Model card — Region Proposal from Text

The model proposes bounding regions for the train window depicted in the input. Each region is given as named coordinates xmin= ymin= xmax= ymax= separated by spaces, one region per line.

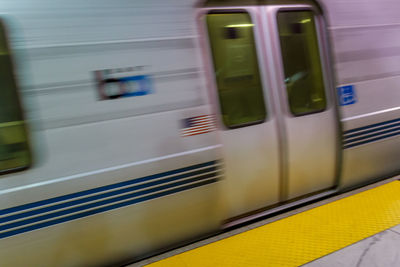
xmin=0 ymin=19 xmax=31 ymax=174
xmin=277 ymin=11 xmax=327 ymax=116
xmin=206 ymin=12 xmax=266 ymax=128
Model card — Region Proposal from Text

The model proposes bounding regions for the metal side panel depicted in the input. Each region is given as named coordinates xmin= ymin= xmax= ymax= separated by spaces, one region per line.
xmin=0 ymin=150 xmax=224 ymax=267
xmin=340 ymin=109 xmax=400 ymax=189
xmin=321 ymin=0 xmax=400 ymax=190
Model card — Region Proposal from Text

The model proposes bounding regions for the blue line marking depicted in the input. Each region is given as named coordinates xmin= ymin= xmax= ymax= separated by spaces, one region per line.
xmin=0 ymin=166 xmax=218 ymax=223
xmin=344 ymin=122 xmax=400 ymax=139
xmin=0 ymin=172 xmax=218 ymax=232
xmin=343 ymin=130 xmax=400 ymax=149
xmin=0 ymin=178 xmax=218 ymax=239
xmin=343 ymin=125 xmax=400 ymax=145
xmin=342 ymin=117 xmax=400 ymax=148
xmin=344 ymin=118 xmax=400 ymax=134
xmin=0 ymin=161 xmax=217 ymax=216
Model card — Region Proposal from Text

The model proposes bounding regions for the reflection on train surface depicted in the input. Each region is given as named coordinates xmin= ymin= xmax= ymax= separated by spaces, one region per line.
xmin=0 ymin=0 xmax=399 ymax=266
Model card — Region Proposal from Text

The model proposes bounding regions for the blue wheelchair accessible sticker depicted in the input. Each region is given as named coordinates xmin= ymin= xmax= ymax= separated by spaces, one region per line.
xmin=337 ymin=85 xmax=357 ymax=106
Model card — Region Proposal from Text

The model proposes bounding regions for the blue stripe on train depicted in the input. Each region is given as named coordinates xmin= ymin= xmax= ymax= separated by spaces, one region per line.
xmin=343 ymin=126 xmax=400 ymax=145
xmin=343 ymin=118 xmax=400 ymax=149
xmin=343 ymin=118 xmax=400 ymax=134
xmin=0 ymin=173 xmax=217 ymax=231
xmin=0 ymin=178 xmax=218 ymax=239
xmin=0 ymin=160 xmax=221 ymax=239
xmin=344 ymin=121 xmax=400 ymax=139
xmin=343 ymin=131 xmax=400 ymax=149
xmin=0 ymin=166 xmax=217 ymax=223
xmin=0 ymin=160 xmax=217 ymax=216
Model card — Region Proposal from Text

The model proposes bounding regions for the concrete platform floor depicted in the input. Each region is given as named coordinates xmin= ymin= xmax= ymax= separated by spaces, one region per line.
xmin=304 ymin=224 xmax=400 ymax=267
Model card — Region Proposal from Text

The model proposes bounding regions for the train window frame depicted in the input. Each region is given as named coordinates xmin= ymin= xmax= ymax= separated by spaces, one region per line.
xmin=205 ymin=10 xmax=268 ymax=129
xmin=0 ymin=18 xmax=31 ymax=175
xmin=276 ymin=9 xmax=328 ymax=117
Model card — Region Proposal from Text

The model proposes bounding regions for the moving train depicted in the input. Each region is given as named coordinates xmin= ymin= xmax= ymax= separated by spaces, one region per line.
xmin=1 ymin=0 xmax=400 ymax=266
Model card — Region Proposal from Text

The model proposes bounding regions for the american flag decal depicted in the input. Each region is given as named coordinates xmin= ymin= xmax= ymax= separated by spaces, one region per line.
xmin=181 ymin=115 xmax=217 ymax=137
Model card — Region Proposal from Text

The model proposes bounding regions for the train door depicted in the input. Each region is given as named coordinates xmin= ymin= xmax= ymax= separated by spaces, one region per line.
xmin=265 ymin=5 xmax=339 ymax=200
xmin=202 ymin=8 xmax=282 ymax=218
xmin=199 ymin=2 xmax=339 ymax=218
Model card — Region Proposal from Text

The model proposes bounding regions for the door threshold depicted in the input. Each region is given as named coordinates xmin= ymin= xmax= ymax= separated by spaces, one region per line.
xmin=223 ymin=189 xmax=338 ymax=229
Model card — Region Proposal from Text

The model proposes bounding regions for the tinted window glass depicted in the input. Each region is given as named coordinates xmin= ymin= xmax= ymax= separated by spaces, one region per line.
xmin=277 ymin=11 xmax=327 ymax=115
xmin=206 ymin=12 xmax=266 ymax=128
xmin=0 ymin=20 xmax=31 ymax=173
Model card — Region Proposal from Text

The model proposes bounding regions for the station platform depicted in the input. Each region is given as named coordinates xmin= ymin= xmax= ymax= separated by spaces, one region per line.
xmin=132 ymin=176 xmax=400 ymax=267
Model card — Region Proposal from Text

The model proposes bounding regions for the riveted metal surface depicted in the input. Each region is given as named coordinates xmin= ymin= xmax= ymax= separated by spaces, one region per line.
xmin=147 ymin=181 xmax=400 ymax=267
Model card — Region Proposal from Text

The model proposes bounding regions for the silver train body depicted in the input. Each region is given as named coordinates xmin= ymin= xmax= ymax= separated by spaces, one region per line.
xmin=0 ymin=0 xmax=399 ymax=266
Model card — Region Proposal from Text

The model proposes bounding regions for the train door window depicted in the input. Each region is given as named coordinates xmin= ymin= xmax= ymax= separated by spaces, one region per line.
xmin=0 ymin=19 xmax=31 ymax=174
xmin=206 ymin=12 xmax=266 ymax=128
xmin=277 ymin=11 xmax=327 ymax=116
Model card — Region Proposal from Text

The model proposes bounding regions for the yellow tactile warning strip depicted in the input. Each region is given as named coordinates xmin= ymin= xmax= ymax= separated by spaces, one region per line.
xmin=147 ymin=181 xmax=400 ymax=267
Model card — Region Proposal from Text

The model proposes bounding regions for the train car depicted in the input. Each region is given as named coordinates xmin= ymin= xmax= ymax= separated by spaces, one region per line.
xmin=0 ymin=0 xmax=399 ymax=266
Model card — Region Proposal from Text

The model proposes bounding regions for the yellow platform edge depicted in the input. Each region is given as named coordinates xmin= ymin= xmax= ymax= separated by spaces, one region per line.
xmin=146 ymin=181 xmax=400 ymax=267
